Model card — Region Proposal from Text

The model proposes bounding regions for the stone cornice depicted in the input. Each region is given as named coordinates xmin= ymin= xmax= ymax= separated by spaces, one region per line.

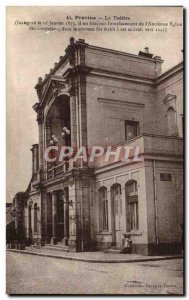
xmin=88 ymin=67 xmax=155 ymax=86
xmin=94 ymin=153 xmax=183 ymax=176
xmin=155 ymin=62 xmax=183 ymax=85
xmin=87 ymin=61 xmax=183 ymax=87
xmin=88 ymin=45 xmax=164 ymax=64
xmin=98 ymin=98 xmax=145 ymax=108
xmin=34 ymin=39 xmax=182 ymax=95
xmin=63 ymin=65 xmax=91 ymax=79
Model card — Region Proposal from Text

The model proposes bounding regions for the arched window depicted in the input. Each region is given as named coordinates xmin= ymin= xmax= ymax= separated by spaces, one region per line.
xmin=126 ymin=180 xmax=138 ymax=231
xmin=111 ymin=184 xmax=122 ymax=215
xmin=34 ymin=203 xmax=38 ymax=233
xmin=167 ymin=107 xmax=177 ymax=136
xmin=99 ymin=187 xmax=108 ymax=231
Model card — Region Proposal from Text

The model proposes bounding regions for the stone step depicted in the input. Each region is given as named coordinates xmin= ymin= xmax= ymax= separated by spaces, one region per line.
xmin=104 ymin=248 xmax=120 ymax=254
xmin=43 ymin=244 xmax=69 ymax=252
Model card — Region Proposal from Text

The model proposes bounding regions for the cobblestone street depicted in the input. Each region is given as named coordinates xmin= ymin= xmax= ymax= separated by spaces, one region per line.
xmin=6 ymin=252 xmax=183 ymax=295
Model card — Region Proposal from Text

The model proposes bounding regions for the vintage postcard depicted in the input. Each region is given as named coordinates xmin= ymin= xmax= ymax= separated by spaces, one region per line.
xmin=6 ymin=6 xmax=184 ymax=295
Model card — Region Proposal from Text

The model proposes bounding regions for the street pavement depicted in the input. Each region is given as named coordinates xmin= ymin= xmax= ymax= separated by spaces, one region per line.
xmin=6 ymin=251 xmax=183 ymax=295
xmin=7 ymin=246 xmax=182 ymax=263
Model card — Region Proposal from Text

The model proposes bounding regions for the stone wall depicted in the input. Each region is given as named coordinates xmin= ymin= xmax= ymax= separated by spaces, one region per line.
xmin=14 ymin=192 xmax=25 ymax=242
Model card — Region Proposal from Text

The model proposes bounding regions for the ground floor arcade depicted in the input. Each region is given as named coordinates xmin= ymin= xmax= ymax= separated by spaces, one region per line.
xmin=24 ymin=157 xmax=183 ymax=255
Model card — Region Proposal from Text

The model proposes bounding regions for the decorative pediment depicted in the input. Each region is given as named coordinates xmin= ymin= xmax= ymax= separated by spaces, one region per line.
xmin=163 ymin=93 xmax=176 ymax=105
xmin=39 ymin=76 xmax=69 ymax=108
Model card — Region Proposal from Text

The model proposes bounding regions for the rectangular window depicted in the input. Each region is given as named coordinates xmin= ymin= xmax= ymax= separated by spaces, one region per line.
xmin=125 ymin=121 xmax=139 ymax=141
xmin=128 ymin=200 xmax=138 ymax=230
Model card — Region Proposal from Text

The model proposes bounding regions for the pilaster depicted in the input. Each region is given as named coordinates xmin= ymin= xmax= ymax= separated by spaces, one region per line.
xmin=51 ymin=191 xmax=57 ymax=244
xmin=68 ymin=168 xmax=94 ymax=252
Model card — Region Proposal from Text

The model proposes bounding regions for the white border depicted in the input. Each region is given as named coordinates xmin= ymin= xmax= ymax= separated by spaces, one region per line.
xmin=1 ymin=1 xmax=187 ymax=299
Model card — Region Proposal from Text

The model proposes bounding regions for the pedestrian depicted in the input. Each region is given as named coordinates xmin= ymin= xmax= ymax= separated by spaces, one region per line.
xmin=120 ymin=234 xmax=132 ymax=254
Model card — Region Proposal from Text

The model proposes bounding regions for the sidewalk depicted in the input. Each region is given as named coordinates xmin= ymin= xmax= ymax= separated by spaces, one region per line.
xmin=7 ymin=246 xmax=182 ymax=263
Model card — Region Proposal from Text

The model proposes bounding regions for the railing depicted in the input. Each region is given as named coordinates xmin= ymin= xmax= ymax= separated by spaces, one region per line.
xmin=142 ymin=133 xmax=183 ymax=156
xmin=112 ymin=133 xmax=183 ymax=155
xmin=46 ymin=160 xmax=69 ymax=180
xmin=92 ymin=133 xmax=183 ymax=168
xmin=34 ymin=133 xmax=183 ymax=181
xmin=31 ymin=171 xmax=41 ymax=187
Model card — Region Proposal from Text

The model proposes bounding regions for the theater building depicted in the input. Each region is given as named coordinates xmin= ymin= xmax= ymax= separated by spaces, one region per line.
xmin=13 ymin=38 xmax=183 ymax=255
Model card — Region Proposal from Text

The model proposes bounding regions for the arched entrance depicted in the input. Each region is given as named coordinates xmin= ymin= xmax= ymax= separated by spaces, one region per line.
xmin=111 ymin=183 xmax=122 ymax=246
xmin=45 ymin=94 xmax=71 ymax=168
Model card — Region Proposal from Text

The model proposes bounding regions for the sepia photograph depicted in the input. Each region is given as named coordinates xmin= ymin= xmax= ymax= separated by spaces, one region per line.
xmin=6 ymin=6 xmax=184 ymax=295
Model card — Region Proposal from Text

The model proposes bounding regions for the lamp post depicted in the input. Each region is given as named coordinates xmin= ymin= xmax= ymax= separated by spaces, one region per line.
xmin=61 ymin=127 xmax=71 ymax=167
xmin=50 ymin=135 xmax=58 ymax=146
xmin=49 ymin=135 xmax=58 ymax=166
xmin=61 ymin=127 xmax=70 ymax=141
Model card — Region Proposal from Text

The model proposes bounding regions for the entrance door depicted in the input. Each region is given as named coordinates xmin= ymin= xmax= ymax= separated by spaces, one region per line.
xmin=56 ymin=192 xmax=64 ymax=242
xmin=46 ymin=194 xmax=52 ymax=241
xmin=112 ymin=184 xmax=122 ymax=247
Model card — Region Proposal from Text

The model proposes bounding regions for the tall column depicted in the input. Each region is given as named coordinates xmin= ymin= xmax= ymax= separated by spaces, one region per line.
xmin=40 ymin=189 xmax=47 ymax=245
xmin=39 ymin=124 xmax=43 ymax=169
xmin=76 ymin=40 xmax=88 ymax=152
xmin=121 ymin=183 xmax=127 ymax=233
xmin=70 ymin=95 xmax=77 ymax=149
xmin=51 ymin=191 xmax=57 ymax=244
xmin=45 ymin=121 xmax=51 ymax=172
xmin=109 ymin=187 xmax=116 ymax=245
xmin=67 ymin=74 xmax=79 ymax=170
xmin=37 ymin=110 xmax=44 ymax=178
xmin=63 ymin=188 xmax=69 ymax=246
xmin=69 ymin=93 xmax=78 ymax=170
xmin=107 ymin=186 xmax=112 ymax=233
xmin=65 ymin=38 xmax=89 ymax=169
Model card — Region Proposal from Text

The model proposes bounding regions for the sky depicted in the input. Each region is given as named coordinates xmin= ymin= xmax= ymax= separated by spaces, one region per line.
xmin=6 ymin=6 xmax=183 ymax=201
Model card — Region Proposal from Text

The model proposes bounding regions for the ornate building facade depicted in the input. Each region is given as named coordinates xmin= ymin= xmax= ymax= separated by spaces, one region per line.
xmin=12 ymin=38 xmax=183 ymax=255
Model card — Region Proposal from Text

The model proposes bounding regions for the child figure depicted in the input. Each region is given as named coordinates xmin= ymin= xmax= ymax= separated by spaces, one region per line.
xmin=120 ymin=234 xmax=132 ymax=254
